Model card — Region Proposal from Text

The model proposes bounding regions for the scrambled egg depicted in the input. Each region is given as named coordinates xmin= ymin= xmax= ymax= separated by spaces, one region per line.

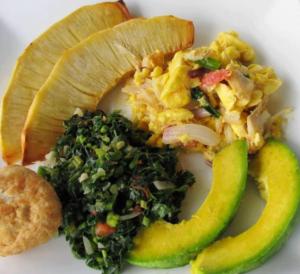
xmin=157 ymin=51 xmax=191 ymax=108
xmin=210 ymin=31 xmax=256 ymax=65
xmin=122 ymin=31 xmax=283 ymax=159
xmin=248 ymin=64 xmax=282 ymax=95
xmin=124 ymin=51 xmax=194 ymax=145
xmin=215 ymin=83 xmax=236 ymax=110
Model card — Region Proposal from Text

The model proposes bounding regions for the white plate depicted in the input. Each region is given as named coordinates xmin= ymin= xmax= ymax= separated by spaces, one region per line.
xmin=1 ymin=0 xmax=300 ymax=273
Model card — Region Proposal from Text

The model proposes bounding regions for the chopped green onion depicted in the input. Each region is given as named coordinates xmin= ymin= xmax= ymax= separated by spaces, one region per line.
xmin=140 ymin=200 xmax=148 ymax=209
xmin=91 ymin=168 xmax=106 ymax=181
xmin=195 ymin=57 xmax=221 ymax=70
xmin=152 ymin=203 xmax=170 ymax=218
xmin=191 ymin=87 xmax=204 ymax=100
xmin=109 ymin=184 xmax=119 ymax=195
xmin=95 ymin=200 xmax=113 ymax=211
xmin=107 ymin=151 xmax=122 ymax=161
xmin=69 ymin=155 xmax=83 ymax=168
xmin=115 ymin=141 xmax=126 ymax=150
xmin=142 ymin=216 xmax=150 ymax=227
xmin=63 ymin=145 xmax=69 ymax=154
xmin=191 ymin=87 xmax=220 ymax=118
xmin=76 ymin=135 xmax=86 ymax=144
xmin=106 ymin=212 xmax=119 ymax=228
xmin=126 ymin=200 xmax=133 ymax=208
xmin=101 ymin=250 xmax=108 ymax=267
xmin=202 ymin=104 xmax=221 ymax=118
xmin=100 ymin=125 xmax=109 ymax=134
xmin=101 ymin=135 xmax=110 ymax=143
xmin=37 ymin=166 xmax=49 ymax=177
xmin=95 ymin=148 xmax=106 ymax=159
xmin=129 ymin=157 xmax=139 ymax=169
xmin=64 ymin=224 xmax=76 ymax=237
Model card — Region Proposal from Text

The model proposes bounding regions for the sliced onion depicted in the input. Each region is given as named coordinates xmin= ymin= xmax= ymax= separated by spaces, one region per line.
xmin=119 ymin=212 xmax=142 ymax=221
xmin=247 ymin=110 xmax=271 ymax=137
xmin=192 ymin=108 xmax=211 ymax=118
xmin=247 ymin=101 xmax=270 ymax=137
xmin=97 ymin=242 xmax=105 ymax=249
xmin=153 ymin=180 xmax=175 ymax=190
xmin=162 ymin=124 xmax=220 ymax=146
xmin=78 ymin=173 xmax=89 ymax=183
xmin=44 ymin=151 xmax=57 ymax=168
xmin=228 ymin=70 xmax=254 ymax=93
xmin=82 ymin=236 xmax=93 ymax=255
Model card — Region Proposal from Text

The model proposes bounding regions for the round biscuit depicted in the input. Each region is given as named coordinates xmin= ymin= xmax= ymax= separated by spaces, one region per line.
xmin=0 ymin=165 xmax=62 ymax=256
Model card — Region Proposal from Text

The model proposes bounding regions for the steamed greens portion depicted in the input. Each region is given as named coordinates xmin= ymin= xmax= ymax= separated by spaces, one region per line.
xmin=38 ymin=111 xmax=195 ymax=274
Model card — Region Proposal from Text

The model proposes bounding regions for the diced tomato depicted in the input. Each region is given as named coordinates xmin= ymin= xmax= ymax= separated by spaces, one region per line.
xmin=201 ymin=69 xmax=231 ymax=87
xmin=95 ymin=223 xmax=116 ymax=237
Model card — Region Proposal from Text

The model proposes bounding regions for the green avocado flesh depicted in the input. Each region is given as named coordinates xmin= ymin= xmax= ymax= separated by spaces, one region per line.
xmin=128 ymin=140 xmax=248 ymax=268
xmin=191 ymin=140 xmax=300 ymax=274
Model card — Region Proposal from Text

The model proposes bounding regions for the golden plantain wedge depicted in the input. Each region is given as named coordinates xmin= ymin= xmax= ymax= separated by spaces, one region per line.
xmin=0 ymin=1 xmax=130 ymax=164
xmin=22 ymin=16 xmax=194 ymax=164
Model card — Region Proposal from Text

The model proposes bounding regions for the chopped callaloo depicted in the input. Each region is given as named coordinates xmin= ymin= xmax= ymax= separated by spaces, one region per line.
xmin=38 ymin=110 xmax=195 ymax=274
xmin=191 ymin=87 xmax=220 ymax=118
xmin=194 ymin=57 xmax=221 ymax=70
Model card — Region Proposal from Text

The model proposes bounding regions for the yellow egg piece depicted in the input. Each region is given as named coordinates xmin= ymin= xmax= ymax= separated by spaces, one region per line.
xmin=150 ymin=66 xmax=163 ymax=78
xmin=142 ymin=50 xmax=165 ymax=69
xmin=158 ymin=51 xmax=191 ymax=108
xmin=231 ymin=122 xmax=247 ymax=138
xmin=210 ymin=31 xmax=255 ymax=65
xmin=215 ymin=83 xmax=236 ymax=110
xmin=248 ymin=89 xmax=263 ymax=107
xmin=154 ymin=108 xmax=194 ymax=131
xmin=134 ymin=68 xmax=151 ymax=86
xmin=248 ymin=64 xmax=282 ymax=95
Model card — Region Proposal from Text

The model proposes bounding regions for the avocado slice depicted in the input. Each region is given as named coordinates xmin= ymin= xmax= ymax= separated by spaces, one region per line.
xmin=128 ymin=140 xmax=248 ymax=268
xmin=191 ymin=139 xmax=300 ymax=274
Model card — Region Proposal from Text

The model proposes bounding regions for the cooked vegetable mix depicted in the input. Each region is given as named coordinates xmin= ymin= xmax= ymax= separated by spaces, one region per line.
xmin=38 ymin=111 xmax=195 ymax=274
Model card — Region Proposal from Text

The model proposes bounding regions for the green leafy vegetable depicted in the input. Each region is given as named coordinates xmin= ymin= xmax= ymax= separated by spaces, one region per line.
xmin=191 ymin=87 xmax=220 ymax=118
xmin=195 ymin=57 xmax=221 ymax=70
xmin=38 ymin=110 xmax=195 ymax=274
